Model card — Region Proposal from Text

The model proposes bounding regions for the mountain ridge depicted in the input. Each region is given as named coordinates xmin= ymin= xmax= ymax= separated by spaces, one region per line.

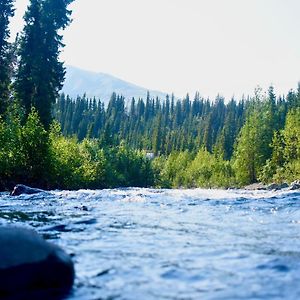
xmin=62 ymin=65 xmax=169 ymax=104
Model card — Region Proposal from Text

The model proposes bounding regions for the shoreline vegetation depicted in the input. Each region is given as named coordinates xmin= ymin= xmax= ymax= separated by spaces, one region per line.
xmin=1 ymin=1 xmax=299 ymax=192
xmin=0 ymin=93 xmax=300 ymax=190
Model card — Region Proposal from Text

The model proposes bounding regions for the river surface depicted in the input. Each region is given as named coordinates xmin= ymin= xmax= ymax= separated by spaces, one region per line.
xmin=1 ymin=188 xmax=300 ymax=299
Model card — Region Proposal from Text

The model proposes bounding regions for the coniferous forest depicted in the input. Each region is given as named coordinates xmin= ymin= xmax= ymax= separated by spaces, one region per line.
xmin=0 ymin=0 xmax=300 ymax=191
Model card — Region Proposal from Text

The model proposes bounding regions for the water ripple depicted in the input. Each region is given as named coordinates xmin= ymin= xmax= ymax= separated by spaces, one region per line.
xmin=1 ymin=188 xmax=300 ymax=299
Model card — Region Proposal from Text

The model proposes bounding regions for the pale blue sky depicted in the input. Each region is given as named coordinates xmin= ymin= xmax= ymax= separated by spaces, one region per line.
xmin=10 ymin=0 xmax=300 ymax=100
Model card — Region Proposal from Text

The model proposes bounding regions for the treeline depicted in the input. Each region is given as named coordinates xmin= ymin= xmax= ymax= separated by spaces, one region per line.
xmin=54 ymin=92 xmax=247 ymax=158
xmin=53 ymin=86 xmax=300 ymax=187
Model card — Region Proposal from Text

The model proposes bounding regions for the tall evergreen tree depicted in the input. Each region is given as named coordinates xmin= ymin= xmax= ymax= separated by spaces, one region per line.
xmin=15 ymin=0 xmax=73 ymax=128
xmin=0 ymin=0 xmax=15 ymax=115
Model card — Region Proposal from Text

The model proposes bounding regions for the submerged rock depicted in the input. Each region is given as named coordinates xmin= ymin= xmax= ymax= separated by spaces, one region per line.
xmin=11 ymin=184 xmax=45 ymax=196
xmin=0 ymin=226 xmax=75 ymax=299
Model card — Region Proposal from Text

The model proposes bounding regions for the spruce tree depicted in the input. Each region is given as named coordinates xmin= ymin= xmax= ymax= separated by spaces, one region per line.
xmin=15 ymin=0 xmax=74 ymax=128
xmin=0 ymin=0 xmax=15 ymax=115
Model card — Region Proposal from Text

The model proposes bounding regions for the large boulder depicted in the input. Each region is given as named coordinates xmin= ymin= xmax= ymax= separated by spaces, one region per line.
xmin=0 ymin=226 xmax=75 ymax=299
xmin=11 ymin=184 xmax=45 ymax=196
xmin=267 ymin=182 xmax=289 ymax=191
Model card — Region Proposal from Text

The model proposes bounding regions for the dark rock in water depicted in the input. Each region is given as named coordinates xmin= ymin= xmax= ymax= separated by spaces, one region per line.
xmin=267 ymin=182 xmax=289 ymax=191
xmin=279 ymin=182 xmax=289 ymax=189
xmin=245 ymin=182 xmax=290 ymax=191
xmin=11 ymin=184 xmax=45 ymax=196
xmin=81 ymin=205 xmax=88 ymax=211
xmin=0 ymin=226 xmax=75 ymax=299
xmin=74 ymin=205 xmax=88 ymax=211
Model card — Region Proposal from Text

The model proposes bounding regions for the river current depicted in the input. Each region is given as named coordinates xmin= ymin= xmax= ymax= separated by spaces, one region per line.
xmin=1 ymin=188 xmax=300 ymax=299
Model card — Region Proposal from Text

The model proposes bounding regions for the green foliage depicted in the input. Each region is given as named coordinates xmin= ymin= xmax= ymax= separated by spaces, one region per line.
xmin=0 ymin=108 xmax=156 ymax=190
xmin=259 ymin=131 xmax=285 ymax=183
xmin=274 ymin=108 xmax=300 ymax=182
xmin=21 ymin=108 xmax=50 ymax=184
xmin=99 ymin=143 xmax=154 ymax=188
xmin=157 ymin=151 xmax=193 ymax=188
xmin=185 ymin=149 xmax=235 ymax=188
xmin=0 ymin=106 xmax=49 ymax=189
xmin=0 ymin=107 xmax=23 ymax=187
xmin=233 ymin=100 xmax=274 ymax=185
xmin=151 ymin=156 xmax=168 ymax=187
xmin=262 ymin=108 xmax=300 ymax=183
xmin=77 ymin=140 xmax=108 ymax=189
xmin=154 ymin=149 xmax=235 ymax=189
xmin=47 ymin=124 xmax=154 ymax=190
xmin=48 ymin=125 xmax=104 ymax=189
xmin=283 ymin=108 xmax=300 ymax=162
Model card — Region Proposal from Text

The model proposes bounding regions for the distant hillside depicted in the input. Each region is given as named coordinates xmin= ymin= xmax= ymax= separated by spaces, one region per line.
xmin=62 ymin=65 xmax=168 ymax=104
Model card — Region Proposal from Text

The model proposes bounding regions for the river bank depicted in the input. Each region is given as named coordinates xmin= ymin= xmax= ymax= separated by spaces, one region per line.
xmin=244 ymin=180 xmax=300 ymax=191
xmin=2 ymin=178 xmax=300 ymax=196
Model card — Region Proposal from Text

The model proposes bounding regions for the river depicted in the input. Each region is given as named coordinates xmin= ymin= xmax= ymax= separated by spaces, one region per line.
xmin=1 ymin=188 xmax=300 ymax=299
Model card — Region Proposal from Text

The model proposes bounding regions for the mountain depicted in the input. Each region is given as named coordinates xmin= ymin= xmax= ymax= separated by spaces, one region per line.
xmin=62 ymin=65 xmax=168 ymax=104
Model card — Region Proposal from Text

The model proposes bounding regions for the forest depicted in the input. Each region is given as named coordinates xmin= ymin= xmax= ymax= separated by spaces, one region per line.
xmin=0 ymin=0 xmax=300 ymax=191
xmin=52 ymin=86 xmax=300 ymax=188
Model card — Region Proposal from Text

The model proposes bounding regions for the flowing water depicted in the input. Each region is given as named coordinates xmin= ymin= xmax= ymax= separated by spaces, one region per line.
xmin=1 ymin=188 xmax=300 ymax=300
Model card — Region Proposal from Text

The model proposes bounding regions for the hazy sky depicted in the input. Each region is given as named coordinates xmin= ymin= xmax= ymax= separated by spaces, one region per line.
xmin=10 ymin=0 xmax=300 ymax=100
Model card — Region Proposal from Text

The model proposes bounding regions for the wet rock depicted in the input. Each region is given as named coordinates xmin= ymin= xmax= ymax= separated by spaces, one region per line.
xmin=74 ymin=205 xmax=88 ymax=211
xmin=81 ymin=205 xmax=88 ymax=211
xmin=280 ymin=182 xmax=289 ymax=189
xmin=244 ymin=183 xmax=266 ymax=190
xmin=11 ymin=184 xmax=45 ymax=196
xmin=289 ymin=180 xmax=300 ymax=190
xmin=267 ymin=182 xmax=289 ymax=191
xmin=0 ymin=226 xmax=75 ymax=299
xmin=266 ymin=183 xmax=278 ymax=190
